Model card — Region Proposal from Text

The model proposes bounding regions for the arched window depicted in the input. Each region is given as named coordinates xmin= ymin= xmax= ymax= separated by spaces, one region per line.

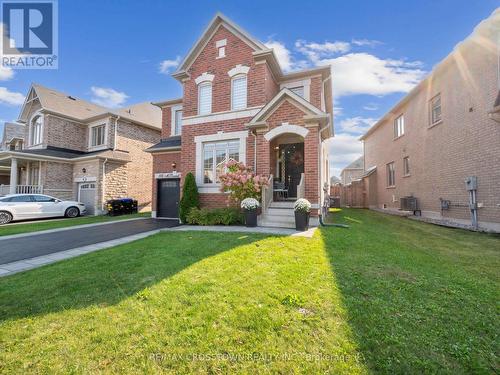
xmin=198 ymin=82 xmax=212 ymax=115
xmin=231 ymin=74 xmax=247 ymax=110
xmin=30 ymin=115 xmax=43 ymax=145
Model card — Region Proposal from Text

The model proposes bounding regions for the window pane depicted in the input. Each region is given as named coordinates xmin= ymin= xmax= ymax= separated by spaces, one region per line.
xmin=175 ymin=110 xmax=183 ymax=135
xmin=199 ymin=84 xmax=212 ymax=115
xmin=10 ymin=195 xmax=33 ymax=202
xmin=232 ymin=75 xmax=247 ymax=110
xmin=290 ymin=86 xmax=304 ymax=98
xmin=203 ymin=147 xmax=214 ymax=183
xmin=91 ymin=125 xmax=105 ymax=147
xmin=215 ymin=149 xmax=226 ymax=183
xmin=33 ymin=195 xmax=55 ymax=202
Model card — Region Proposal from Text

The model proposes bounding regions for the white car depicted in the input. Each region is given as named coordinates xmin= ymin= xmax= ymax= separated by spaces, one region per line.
xmin=0 ymin=194 xmax=86 ymax=225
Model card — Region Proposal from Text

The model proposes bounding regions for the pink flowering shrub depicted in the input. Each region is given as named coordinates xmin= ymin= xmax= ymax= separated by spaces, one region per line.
xmin=219 ymin=160 xmax=269 ymax=204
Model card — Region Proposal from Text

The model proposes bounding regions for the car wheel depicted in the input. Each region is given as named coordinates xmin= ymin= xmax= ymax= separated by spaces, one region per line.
xmin=0 ymin=211 xmax=13 ymax=225
xmin=65 ymin=207 xmax=80 ymax=218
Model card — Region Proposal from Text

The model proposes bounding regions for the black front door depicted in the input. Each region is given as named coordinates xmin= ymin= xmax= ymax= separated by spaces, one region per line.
xmin=280 ymin=143 xmax=304 ymax=198
xmin=157 ymin=178 xmax=180 ymax=218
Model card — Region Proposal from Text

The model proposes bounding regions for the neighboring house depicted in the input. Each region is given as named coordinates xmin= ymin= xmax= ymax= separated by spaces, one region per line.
xmin=360 ymin=9 xmax=500 ymax=231
xmin=148 ymin=13 xmax=333 ymax=227
xmin=340 ymin=156 xmax=364 ymax=185
xmin=0 ymin=84 xmax=161 ymax=214
xmin=0 ymin=122 xmax=24 ymax=185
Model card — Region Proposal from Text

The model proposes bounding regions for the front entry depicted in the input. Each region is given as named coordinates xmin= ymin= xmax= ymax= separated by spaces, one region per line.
xmin=78 ymin=182 xmax=96 ymax=215
xmin=157 ymin=178 xmax=180 ymax=219
xmin=279 ymin=143 xmax=304 ymax=198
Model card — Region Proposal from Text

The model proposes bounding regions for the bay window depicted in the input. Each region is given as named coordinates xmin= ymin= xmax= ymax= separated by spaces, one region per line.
xmin=203 ymin=140 xmax=240 ymax=184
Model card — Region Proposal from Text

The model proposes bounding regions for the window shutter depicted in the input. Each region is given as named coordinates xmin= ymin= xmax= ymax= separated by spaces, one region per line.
xmin=199 ymin=84 xmax=212 ymax=115
xmin=231 ymin=75 xmax=247 ymax=110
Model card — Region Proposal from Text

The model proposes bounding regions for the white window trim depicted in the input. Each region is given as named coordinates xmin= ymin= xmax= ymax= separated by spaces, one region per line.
xmin=394 ymin=114 xmax=405 ymax=139
xmin=198 ymin=82 xmax=212 ymax=115
xmin=194 ymin=72 xmax=215 ymax=85
xmin=194 ymin=130 xmax=248 ymax=193
xmin=28 ymin=111 xmax=44 ymax=148
xmin=280 ymin=79 xmax=311 ymax=101
xmin=230 ymin=73 xmax=248 ymax=110
xmin=88 ymin=120 xmax=109 ymax=151
xmin=170 ymin=104 xmax=183 ymax=136
xmin=264 ymin=123 xmax=309 ymax=141
xmin=227 ymin=64 xmax=250 ymax=78
xmin=182 ymin=106 xmax=262 ymax=126
xmin=429 ymin=93 xmax=442 ymax=126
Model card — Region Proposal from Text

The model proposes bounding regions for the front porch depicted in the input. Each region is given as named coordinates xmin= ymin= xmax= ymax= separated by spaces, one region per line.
xmin=0 ymin=157 xmax=44 ymax=196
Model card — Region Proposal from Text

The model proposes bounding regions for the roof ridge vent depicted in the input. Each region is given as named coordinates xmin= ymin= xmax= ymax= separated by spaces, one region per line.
xmin=67 ymin=96 xmax=76 ymax=101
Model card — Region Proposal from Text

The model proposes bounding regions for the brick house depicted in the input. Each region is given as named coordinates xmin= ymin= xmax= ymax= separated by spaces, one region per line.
xmin=340 ymin=156 xmax=364 ymax=185
xmin=148 ymin=13 xmax=333 ymax=227
xmin=0 ymin=84 xmax=161 ymax=214
xmin=360 ymin=9 xmax=500 ymax=231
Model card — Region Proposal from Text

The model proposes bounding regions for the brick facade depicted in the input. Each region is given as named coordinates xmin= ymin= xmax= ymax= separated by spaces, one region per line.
xmin=151 ymin=15 xmax=332 ymax=219
xmin=362 ymin=20 xmax=500 ymax=231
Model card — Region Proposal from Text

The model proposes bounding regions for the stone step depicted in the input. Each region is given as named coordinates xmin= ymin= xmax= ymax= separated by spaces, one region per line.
xmin=258 ymin=217 xmax=296 ymax=229
xmin=269 ymin=201 xmax=295 ymax=209
xmin=266 ymin=207 xmax=295 ymax=216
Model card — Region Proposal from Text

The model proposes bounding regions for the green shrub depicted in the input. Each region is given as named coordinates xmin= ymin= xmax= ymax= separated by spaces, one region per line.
xmin=179 ymin=172 xmax=199 ymax=223
xmin=186 ymin=207 xmax=243 ymax=226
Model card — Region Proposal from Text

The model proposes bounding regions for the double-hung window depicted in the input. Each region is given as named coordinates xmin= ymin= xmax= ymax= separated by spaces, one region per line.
xmin=386 ymin=162 xmax=395 ymax=187
xmin=198 ymin=83 xmax=212 ymax=115
xmin=90 ymin=124 xmax=106 ymax=148
xmin=174 ymin=109 xmax=183 ymax=135
xmin=403 ymin=157 xmax=410 ymax=176
xmin=203 ymin=140 xmax=240 ymax=184
xmin=30 ymin=115 xmax=43 ymax=145
xmin=231 ymin=74 xmax=247 ymax=110
xmin=394 ymin=114 xmax=405 ymax=138
xmin=430 ymin=94 xmax=442 ymax=125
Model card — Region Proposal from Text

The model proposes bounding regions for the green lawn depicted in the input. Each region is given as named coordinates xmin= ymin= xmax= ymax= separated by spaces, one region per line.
xmin=0 ymin=212 xmax=150 ymax=237
xmin=0 ymin=209 xmax=498 ymax=374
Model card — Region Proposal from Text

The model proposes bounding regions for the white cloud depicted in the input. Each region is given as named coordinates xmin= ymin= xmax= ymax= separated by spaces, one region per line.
xmin=363 ymin=103 xmax=379 ymax=111
xmin=265 ymin=40 xmax=297 ymax=72
xmin=324 ymin=53 xmax=425 ymax=97
xmin=351 ymin=39 xmax=382 ymax=47
xmin=159 ymin=56 xmax=181 ymax=74
xmin=326 ymin=133 xmax=364 ymax=177
xmin=295 ymin=40 xmax=350 ymax=62
xmin=0 ymin=65 xmax=13 ymax=81
xmin=339 ymin=116 xmax=376 ymax=134
xmin=90 ymin=86 xmax=128 ymax=108
xmin=0 ymin=87 xmax=25 ymax=105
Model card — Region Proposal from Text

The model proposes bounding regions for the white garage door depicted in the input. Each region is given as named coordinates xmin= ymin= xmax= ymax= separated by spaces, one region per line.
xmin=78 ymin=183 xmax=96 ymax=215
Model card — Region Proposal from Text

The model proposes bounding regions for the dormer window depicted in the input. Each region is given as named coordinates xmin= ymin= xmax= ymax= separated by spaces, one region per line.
xmin=216 ymin=39 xmax=227 ymax=58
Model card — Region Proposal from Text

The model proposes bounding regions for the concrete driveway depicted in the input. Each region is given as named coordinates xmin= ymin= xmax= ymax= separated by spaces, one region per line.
xmin=0 ymin=218 xmax=179 ymax=265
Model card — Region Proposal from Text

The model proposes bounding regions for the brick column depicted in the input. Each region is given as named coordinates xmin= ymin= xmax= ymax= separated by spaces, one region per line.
xmin=255 ymin=129 xmax=270 ymax=177
xmin=304 ymin=125 xmax=319 ymax=215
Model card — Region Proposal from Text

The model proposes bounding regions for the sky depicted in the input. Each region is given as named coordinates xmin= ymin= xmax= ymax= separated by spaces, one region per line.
xmin=0 ymin=0 xmax=498 ymax=177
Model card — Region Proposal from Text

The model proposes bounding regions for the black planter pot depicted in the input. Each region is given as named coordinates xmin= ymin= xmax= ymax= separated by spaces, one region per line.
xmin=244 ymin=209 xmax=258 ymax=227
xmin=294 ymin=211 xmax=310 ymax=231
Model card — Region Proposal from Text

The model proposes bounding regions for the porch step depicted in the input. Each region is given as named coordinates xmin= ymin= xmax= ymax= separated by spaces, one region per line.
xmin=269 ymin=201 xmax=295 ymax=209
xmin=259 ymin=206 xmax=296 ymax=229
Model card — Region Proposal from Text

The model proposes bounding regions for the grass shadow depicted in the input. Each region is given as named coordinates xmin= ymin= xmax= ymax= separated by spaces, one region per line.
xmin=0 ymin=231 xmax=266 ymax=322
xmin=319 ymin=208 xmax=500 ymax=373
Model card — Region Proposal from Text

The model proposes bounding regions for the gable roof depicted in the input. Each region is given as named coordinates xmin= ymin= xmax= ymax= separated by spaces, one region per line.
xmin=342 ymin=156 xmax=364 ymax=171
xmin=247 ymin=88 xmax=328 ymax=127
xmin=172 ymin=13 xmax=279 ymax=80
xmin=18 ymin=84 xmax=161 ymax=130
xmin=1 ymin=122 xmax=24 ymax=146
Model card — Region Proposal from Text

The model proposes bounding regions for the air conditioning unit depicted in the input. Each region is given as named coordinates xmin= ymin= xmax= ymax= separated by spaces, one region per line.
xmin=400 ymin=196 xmax=418 ymax=211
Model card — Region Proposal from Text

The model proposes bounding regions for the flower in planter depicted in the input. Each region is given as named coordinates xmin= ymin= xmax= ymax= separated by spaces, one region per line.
xmin=294 ymin=198 xmax=311 ymax=213
xmin=241 ymin=197 xmax=260 ymax=210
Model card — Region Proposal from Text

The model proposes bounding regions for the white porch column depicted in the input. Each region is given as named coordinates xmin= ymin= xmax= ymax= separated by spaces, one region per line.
xmin=9 ymin=158 xmax=18 ymax=194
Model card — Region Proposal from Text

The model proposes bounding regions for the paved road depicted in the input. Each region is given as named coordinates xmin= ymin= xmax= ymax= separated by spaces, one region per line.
xmin=0 ymin=219 xmax=178 ymax=265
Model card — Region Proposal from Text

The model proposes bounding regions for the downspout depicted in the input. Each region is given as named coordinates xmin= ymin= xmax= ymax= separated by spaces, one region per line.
xmin=251 ymin=130 xmax=257 ymax=172
xmin=113 ymin=116 xmax=120 ymax=151
xmin=101 ymin=158 xmax=108 ymax=214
